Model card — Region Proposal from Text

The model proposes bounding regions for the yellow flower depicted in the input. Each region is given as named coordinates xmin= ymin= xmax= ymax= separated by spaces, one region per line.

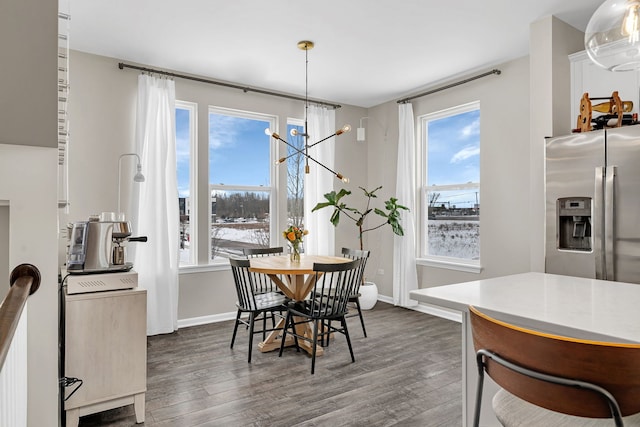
xmin=282 ymin=225 xmax=308 ymax=244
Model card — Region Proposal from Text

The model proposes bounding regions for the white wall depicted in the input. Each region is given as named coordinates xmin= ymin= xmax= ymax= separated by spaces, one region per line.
xmin=0 ymin=1 xmax=57 ymax=148
xmin=361 ymin=57 xmax=531 ymax=297
xmin=0 ymin=145 xmax=59 ymax=426
xmin=0 ymin=0 xmax=60 ymax=425
xmin=362 ymin=100 xmax=400 ymax=285
xmin=66 ymin=50 xmax=367 ymax=322
xmin=529 ymin=16 xmax=585 ymax=272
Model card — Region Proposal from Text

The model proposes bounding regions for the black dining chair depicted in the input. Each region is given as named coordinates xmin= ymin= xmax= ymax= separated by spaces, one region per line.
xmin=316 ymin=248 xmax=369 ymax=345
xmin=229 ymin=257 xmax=288 ymax=363
xmin=242 ymin=246 xmax=284 ymax=257
xmin=242 ymin=246 xmax=285 ymax=295
xmin=340 ymin=247 xmax=370 ymax=337
xmin=278 ymin=258 xmax=362 ymax=374
xmin=469 ymin=305 xmax=640 ymax=426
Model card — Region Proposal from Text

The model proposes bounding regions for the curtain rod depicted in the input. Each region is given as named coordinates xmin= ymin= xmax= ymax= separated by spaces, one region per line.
xmin=396 ymin=69 xmax=501 ymax=104
xmin=118 ymin=62 xmax=341 ymax=109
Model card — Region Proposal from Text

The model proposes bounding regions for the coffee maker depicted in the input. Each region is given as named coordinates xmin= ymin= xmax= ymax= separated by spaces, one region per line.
xmin=67 ymin=215 xmax=147 ymax=274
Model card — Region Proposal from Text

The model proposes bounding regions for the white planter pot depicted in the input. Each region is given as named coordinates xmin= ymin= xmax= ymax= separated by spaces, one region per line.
xmin=359 ymin=281 xmax=378 ymax=310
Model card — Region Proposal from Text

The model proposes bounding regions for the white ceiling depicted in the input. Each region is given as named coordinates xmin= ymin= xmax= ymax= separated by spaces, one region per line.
xmin=68 ymin=0 xmax=605 ymax=108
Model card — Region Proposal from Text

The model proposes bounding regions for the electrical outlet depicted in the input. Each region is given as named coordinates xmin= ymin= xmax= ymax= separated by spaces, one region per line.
xmin=377 ymin=269 xmax=384 ymax=275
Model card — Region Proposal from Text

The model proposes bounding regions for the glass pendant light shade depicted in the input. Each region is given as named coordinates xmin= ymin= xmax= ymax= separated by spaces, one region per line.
xmin=585 ymin=0 xmax=640 ymax=71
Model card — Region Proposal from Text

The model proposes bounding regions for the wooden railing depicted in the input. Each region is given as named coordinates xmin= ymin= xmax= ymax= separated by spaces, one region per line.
xmin=0 ymin=264 xmax=41 ymax=369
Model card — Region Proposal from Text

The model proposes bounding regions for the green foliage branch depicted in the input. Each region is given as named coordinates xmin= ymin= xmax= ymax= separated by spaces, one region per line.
xmin=312 ymin=186 xmax=409 ymax=250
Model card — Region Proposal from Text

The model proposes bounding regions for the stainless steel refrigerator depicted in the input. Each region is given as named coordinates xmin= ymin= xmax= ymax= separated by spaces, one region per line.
xmin=545 ymin=125 xmax=640 ymax=284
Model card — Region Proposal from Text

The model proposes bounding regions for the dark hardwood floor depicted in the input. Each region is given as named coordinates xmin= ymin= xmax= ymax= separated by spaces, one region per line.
xmin=76 ymin=302 xmax=462 ymax=426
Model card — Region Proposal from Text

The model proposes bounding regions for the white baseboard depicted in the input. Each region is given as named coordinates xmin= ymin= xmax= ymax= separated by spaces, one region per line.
xmin=376 ymin=294 xmax=393 ymax=305
xmin=410 ymin=302 xmax=462 ymax=322
xmin=364 ymin=294 xmax=461 ymax=322
xmin=177 ymin=311 xmax=236 ymax=329
xmin=177 ymin=299 xmax=462 ymax=329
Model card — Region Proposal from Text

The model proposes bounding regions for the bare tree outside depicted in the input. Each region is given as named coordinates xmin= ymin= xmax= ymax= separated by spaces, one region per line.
xmin=428 ymin=192 xmax=441 ymax=207
xmin=211 ymin=225 xmax=222 ymax=259
xmin=287 ymin=123 xmax=305 ymax=228
xmin=251 ymin=225 xmax=270 ymax=247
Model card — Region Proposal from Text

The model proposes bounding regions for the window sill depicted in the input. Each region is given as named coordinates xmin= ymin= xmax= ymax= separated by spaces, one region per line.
xmin=179 ymin=262 xmax=230 ymax=274
xmin=416 ymin=257 xmax=482 ymax=274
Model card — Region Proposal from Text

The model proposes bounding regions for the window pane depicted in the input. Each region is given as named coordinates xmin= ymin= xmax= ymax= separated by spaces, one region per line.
xmin=287 ymin=122 xmax=304 ymax=228
xmin=426 ymin=189 xmax=479 ymax=260
xmin=209 ymin=113 xmax=270 ymax=186
xmin=211 ymin=190 xmax=270 ymax=259
xmin=424 ymin=104 xmax=480 ymax=262
xmin=427 ymin=109 xmax=480 ymax=186
xmin=176 ymin=105 xmax=193 ymax=265
xmin=209 ymin=109 xmax=274 ymax=262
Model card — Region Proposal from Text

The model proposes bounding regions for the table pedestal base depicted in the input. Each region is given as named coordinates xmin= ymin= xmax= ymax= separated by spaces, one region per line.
xmin=258 ymin=316 xmax=324 ymax=356
xmin=249 ymin=255 xmax=352 ymax=357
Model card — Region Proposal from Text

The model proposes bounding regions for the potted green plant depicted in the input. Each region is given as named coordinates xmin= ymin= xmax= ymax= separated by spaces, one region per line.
xmin=312 ymin=186 xmax=408 ymax=309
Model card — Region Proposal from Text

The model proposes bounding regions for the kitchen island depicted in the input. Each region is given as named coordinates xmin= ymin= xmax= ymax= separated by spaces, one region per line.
xmin=410 ymin=272 xmax=640 ymax=427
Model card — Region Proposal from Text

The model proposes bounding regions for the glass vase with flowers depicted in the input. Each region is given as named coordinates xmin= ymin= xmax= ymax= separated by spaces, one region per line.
xmin=282 ymin=225 xmax=308 ymax=262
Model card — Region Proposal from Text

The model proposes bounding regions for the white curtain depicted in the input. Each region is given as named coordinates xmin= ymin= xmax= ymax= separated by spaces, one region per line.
xmin=135 ymin=74 xmax=179 ymax=335
xmin=303 ymin=105 xmax=335 ymax=255
xmin=393 ymin=103 xmax=419 ymax=307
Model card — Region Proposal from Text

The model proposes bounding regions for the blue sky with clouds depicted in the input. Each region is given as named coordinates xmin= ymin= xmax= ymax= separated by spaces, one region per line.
xmin=208 ymin=113 xmax=270 ymax=187
xmin=176 ymin=108 xmax=191 ymax=197
xmin=426 ymin=109 xmax=480 ymax=208
xmin=175 ymin=109 xmax=272 ymax=197
xmin=177 ymin=107 xmax=480 ymax=207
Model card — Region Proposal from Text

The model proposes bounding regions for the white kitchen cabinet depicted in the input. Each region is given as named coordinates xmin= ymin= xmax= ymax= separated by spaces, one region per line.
xmin=570 ymin=50 xmax=640 ymax=128
xmin=63 ymin=286 xmax=147 ymax=426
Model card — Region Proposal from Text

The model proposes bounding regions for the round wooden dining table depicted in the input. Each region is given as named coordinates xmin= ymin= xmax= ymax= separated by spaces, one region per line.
xmin=249 ymin=254 xmax=350 ymax=355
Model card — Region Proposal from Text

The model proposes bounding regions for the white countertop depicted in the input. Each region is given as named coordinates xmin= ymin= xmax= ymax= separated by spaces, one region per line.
xmin=410 ymin=272 xmax=640 ymax=343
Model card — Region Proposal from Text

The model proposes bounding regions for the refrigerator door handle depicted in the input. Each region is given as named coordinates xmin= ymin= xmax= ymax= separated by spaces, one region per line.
xmin=594 ymin=167 xmax=605 ymax=280
xmin=605 ymin=166 xmax=617 ymax=281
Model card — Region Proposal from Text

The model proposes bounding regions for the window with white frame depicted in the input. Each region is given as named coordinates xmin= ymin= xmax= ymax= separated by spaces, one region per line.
xmin=420 ymin=101 xmax=480 ymax=264
xmin=176 ymin=101 xmax=197 ymax=266
xmin=208 ymin=107 xmax=276 ymax=260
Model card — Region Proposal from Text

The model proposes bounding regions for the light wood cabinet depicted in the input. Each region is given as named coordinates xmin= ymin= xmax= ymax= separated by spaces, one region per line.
xmin=64 ymin=287 xmax=147 ymax=426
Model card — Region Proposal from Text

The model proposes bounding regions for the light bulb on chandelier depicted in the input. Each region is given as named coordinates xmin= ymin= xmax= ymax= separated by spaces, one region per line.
xmin=264 ymin=40 xmax=350 ymax=182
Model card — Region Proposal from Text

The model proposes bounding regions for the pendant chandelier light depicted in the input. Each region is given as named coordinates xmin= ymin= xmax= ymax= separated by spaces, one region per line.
xmin=265 ymin=40 xmax=351 ymax=182
xmin=585 ymin=0 xmax=640 ymax=71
